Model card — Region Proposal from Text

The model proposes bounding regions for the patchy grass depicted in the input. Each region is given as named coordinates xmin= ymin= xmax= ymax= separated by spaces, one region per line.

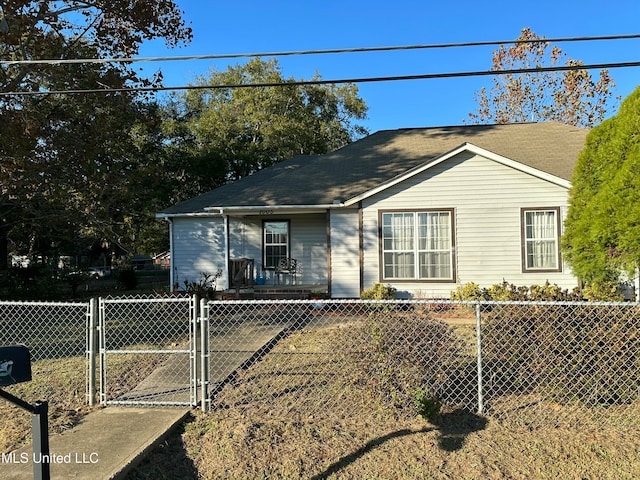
xmin=0 ymin=357 xmax=90 ymax=452
xmin=0 ymin=353 xmax=162 ymax=452
xmin=167 ymin=411 xmax=639 ymax=480
xmin=127 ymin=316 xmax=640 ymax=479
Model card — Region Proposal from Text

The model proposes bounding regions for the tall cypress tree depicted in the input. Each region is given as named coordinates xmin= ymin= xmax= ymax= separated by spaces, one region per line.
xmin=563 ymin=87 xmax=640 ymax=282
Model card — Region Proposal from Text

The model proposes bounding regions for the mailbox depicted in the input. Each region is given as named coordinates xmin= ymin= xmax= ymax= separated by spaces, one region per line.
xmin=0 ymin=345 xmax=32 ymax=386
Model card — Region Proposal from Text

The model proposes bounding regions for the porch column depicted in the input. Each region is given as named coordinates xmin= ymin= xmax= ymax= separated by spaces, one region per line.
xmin=223 ymin=215 xmax=230 ymax=291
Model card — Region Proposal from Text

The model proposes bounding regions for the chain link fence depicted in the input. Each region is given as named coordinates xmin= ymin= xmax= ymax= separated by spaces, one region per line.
xmin=0 ymin=297 xmax=638 ymax=430
xmin=207 ymin=300 xmax=639 ymax=430
xmin=0 ymin=300 xmax=90 ymax=361
xmin=0 ymin=299 xmax=92 ymax=405
xmin=481 ymin=301 xmax=639 ymax=428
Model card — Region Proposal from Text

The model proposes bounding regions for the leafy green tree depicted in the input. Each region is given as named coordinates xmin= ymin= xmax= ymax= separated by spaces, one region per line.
xmin=0 ymin=1 xmax=190 ymax=91
xmin=0 ymin=1 xmax=191 ymax=267
xmin=562 ymin=86 xmax=640 ymax=282
xmin=467 ymin=28 xmax=617 ymax=127
xmin=162 ymin=57 xmax=368 ymax=198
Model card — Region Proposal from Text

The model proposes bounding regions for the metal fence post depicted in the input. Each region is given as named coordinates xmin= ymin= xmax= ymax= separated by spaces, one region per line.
xmin=200 ymin=298 xmax=210 ymax=412
xmin=475 ymin=301 xmax=484 ymax=415
xmin=98 ymin=297 xmax=106 ymax=406
xmin=86 ymin=298 xmax=98 ymax=406
xmin=191 ymin=296 xmax=198 ymax=408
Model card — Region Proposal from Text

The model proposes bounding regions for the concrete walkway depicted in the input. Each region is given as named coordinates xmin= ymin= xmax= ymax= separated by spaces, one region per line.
xmin=1 ymin=407 xmax=190 ymax=479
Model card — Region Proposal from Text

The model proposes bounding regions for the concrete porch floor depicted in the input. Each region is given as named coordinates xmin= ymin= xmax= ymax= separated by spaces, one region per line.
xmin=224 ymin=284 xmax=328 ymax=299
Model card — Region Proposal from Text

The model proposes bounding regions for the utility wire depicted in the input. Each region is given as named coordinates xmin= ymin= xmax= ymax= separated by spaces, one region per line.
xmin=2 ymin=60 xmax=639 ymax=97
xmin=1 ymin=33 xmax=639 ymax=66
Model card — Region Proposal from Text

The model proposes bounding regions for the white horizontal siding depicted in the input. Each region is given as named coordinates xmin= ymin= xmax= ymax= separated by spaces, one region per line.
xmin=227 ymin=214 xmax=327 ymax=285
xmin=330 ymin=209 xmax=361 ymax=298
xmin=290 ymin=214 xmax=328 ymax=285
xmin=171 ymin=217 xmax=227 ymax=290
xmin=172 ymin=214 xmax=328 ymax=289
xmin=362 ymin=152 xmax=578 ymax=298
xmin=228 ymin=217 xmax=262 ymax=267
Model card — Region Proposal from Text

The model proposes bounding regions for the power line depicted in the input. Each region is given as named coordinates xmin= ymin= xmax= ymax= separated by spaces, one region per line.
xmin=2 ymin=60 xmax=638 ymax=97
xmin=1 ymin=33 xmax=639 ymax=66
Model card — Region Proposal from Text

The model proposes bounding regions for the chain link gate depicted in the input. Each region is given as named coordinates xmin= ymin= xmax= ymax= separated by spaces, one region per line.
xmin=98 ymin=296 xmax=201 ymax=407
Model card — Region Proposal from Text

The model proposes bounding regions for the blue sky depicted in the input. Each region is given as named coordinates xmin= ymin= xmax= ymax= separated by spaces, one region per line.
xmin=138 ymin=0 xmax=640 ymax=133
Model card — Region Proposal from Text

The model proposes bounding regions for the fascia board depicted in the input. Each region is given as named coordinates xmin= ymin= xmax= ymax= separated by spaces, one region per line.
xmin=155 ymin=212 xmax=224 ymax=219
xmin=203 ymin=204 xmax=344 ymax=215
xmin=465 ymin=143 xmax=572 ymax=189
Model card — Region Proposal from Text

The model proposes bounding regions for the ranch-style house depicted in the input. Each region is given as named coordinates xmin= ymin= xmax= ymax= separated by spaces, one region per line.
xmin=158 ymin=122 xmax=588 ymax=298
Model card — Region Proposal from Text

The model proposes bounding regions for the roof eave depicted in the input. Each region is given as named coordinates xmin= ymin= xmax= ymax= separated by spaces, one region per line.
xmin=156 ymin=211 xmax=224 ymax=219
xmin=204 ymin=203 xmax=346 ymax=215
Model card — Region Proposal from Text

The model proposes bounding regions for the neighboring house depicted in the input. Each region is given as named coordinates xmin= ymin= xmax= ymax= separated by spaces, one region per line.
xmin=153 ymin=251 xmax=171 ymax=270
xmin=130 ymin=254 xmax=153 ymax=270
xmin=158 ymin=122 xmax=588 ymax=298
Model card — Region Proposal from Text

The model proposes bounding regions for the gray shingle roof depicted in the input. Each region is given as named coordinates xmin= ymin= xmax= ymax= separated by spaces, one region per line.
xmin=160 ymin=122 xmax=587 ymax=215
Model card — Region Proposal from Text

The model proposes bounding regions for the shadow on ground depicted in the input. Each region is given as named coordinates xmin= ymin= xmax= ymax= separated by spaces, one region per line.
xmin=310 ymin=408 xmax=487 ymax=479
xmin=430 ymin=408 xmax=488 ymax=451
xmin=123 ymin=414 xmax=198 ymax=480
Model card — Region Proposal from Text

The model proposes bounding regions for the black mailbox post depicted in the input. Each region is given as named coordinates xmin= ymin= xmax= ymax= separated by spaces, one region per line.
xmin=0 ymin=345 xmax=50 ymax=480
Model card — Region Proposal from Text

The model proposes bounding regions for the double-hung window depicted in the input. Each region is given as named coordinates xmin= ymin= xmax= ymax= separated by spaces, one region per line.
xmin=521 ymin=207 xmax=561 ymax=272
xmin=381 ymin=210 xmax=455 ymax=281
xmin=263 ymin=221 xmax=289 ymax=269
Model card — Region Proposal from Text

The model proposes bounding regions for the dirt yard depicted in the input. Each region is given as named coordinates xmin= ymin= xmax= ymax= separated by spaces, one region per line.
xmin=126 ymin=312 xmax=640 ymax=479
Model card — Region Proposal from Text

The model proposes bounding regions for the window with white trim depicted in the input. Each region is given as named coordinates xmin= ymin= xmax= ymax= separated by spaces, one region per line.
xmin=381 ymin=210 xmax=455 ymax=281
xmin=263 ymin=221 xmax=289 ymax=269
xmin=521 ymin=208 xmax=561 ymax=272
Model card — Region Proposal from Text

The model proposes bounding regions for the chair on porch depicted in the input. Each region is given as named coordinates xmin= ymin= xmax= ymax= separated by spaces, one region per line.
xmin=275 ymin=258 xmax=298 ymax=285
xmin=230 ymin=258 xmax=255 ymax=289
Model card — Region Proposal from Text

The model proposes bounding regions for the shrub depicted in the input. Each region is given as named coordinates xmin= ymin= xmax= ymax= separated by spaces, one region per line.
xmin=581 ymin=281 xmax=623 ymax=302
xmin=346 ymin=310 xmax=466 ymax=417
xmin=412 ymin=387 xmax=442 ymax=420
xmin=360 ymin=283 xmax=397 ymax=300
xmin=450 ymin=280 xmax=594 ymax=302
xmin=3 ymin=265 xmax=64 ymax=300
xmin=450 ymin=282 xmax=484 ymax=301
xmin=529 ymin=281 xmax=568 ymax=301
xmin=486 ymin=281 xmax=528 ymax=301
xmin=183 ymin=271 xmax=223 ymax=300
